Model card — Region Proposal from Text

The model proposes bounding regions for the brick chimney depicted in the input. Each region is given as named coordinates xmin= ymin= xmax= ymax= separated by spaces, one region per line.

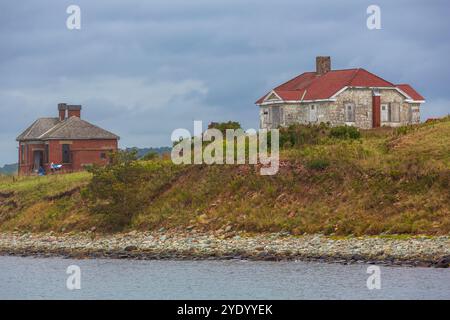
xmin=58 ymin=103 xmax=67 ymax=121
xmin=67 ymin=105 xmax=82 ymax=118
xmin=316 ymin=56 xmax=331 ymax=75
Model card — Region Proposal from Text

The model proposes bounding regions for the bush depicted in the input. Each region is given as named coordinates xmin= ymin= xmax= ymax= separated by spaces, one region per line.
xmin=329 ymin=126 xmax=361 ymax=140
xmin=279 ymin=123 xmax=330 ymax=148
xmin=306 ymin=158 xmax=330 ymax=170
xmin=393 ymin=125 xmax=416 ymax=136
xmin=208 ymin=121 xmax=241 ymax=134
xmin=142 ymin=151 xmax=159 ymax=161
xmin=82 ymin=151 xmax=149 ymax=231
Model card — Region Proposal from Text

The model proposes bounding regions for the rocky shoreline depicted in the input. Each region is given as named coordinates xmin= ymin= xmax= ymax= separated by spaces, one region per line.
xmin=0 ymin=231 xmax=449 ymax=268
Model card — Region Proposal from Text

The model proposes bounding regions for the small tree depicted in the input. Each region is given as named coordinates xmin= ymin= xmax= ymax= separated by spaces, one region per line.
xmin=82 ymin=149 xmax=148 ymax=231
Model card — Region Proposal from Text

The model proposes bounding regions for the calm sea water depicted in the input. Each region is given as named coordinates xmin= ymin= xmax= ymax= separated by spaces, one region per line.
xmin=0 ymin=256 xmax=449 ymax=299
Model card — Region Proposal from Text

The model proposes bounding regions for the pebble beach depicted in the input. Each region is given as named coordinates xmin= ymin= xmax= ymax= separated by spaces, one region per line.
xmin=0 ymin=230 xmax=449 ymax=268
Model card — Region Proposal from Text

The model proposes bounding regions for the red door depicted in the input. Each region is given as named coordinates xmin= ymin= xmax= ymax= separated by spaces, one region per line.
xmin=372 ymin=95 xmax=381 ymax=128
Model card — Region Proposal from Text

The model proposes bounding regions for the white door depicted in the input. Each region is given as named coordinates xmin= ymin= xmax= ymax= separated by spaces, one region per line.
xmin=381 ymin=104 xmax=389 ymax=122
xmin=309 ymin=105 xmax=317 ymax=122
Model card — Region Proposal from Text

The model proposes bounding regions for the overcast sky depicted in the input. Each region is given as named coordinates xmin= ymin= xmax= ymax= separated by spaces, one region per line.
xmin=0 ymin=0 xmax=449 ymax=165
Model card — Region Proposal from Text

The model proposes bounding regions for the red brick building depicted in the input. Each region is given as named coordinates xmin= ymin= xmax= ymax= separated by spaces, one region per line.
xmin=16 ymin=103 xmax=119 ymax=175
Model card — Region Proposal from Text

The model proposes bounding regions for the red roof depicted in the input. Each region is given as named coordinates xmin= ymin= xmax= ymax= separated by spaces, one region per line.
xmin=256 ymin=68 xmax=424 ymax=104
xmin=396 ymin=84 xmax=425 ymax=101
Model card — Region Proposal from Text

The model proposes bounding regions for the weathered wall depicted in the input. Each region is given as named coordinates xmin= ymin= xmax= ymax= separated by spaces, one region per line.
xmin=18 ymin=139 xmax=118 ymax=175
xmin=18 ymin=141 xmax=46 ymax=175
xmin=259 ymin=88 xmax=421 ymax=129
xmin=409 ymin=103 xmax=421 ymax=124
xmin=49 ymin=139 xmax=118 ymax=171
xmin=71 ymin=139 xmax=118 ymax=170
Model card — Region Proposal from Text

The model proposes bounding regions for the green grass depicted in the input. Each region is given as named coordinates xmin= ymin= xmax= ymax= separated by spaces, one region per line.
xmin=1 ymin=117 xmax=449 ymax=235
xmin=0 ymin=172 xmax=90 ymax=193
xmin=0 ymin=172 xmax=91 ymax=232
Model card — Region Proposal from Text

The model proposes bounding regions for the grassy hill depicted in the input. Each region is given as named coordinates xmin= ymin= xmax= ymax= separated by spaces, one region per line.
xmin=1 ymin=117 xmax=449 ymax=236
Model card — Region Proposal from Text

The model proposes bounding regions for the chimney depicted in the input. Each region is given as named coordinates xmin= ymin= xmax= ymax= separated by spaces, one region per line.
xmin=58 ymin=103 xmax=67 ymax=121
xmin=316 ymin=56 xmax=331 ymax=75
xmin=67 ymin=105 xmax=82 ymax=118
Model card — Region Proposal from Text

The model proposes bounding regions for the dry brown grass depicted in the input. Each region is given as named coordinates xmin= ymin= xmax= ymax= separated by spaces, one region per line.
xmin=1 ymin=118 xmax=449 ymax=235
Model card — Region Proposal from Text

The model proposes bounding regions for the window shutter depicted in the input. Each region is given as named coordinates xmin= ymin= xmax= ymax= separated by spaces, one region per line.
xmin=390 ymin=103 xmax=400 ymax=122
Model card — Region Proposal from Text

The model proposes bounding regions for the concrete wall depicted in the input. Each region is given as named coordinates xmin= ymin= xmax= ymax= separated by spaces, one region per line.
xmin=259 ymin=88 xmax=421 ymax=129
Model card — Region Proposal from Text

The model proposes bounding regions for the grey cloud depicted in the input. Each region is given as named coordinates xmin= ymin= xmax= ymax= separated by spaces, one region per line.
xmin=0 ymin=0 xmax=449 ymax=165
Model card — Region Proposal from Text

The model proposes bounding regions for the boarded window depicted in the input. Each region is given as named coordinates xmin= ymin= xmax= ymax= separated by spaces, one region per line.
xmin=21 ymin=145 xmax=25 ymax=164
xmin=271 ymin=106 xmax=282 ymax=128
xmin=309 ymin=105 xmax=317 ymax=122
xmin=345 ymin=103 xmax=355 ymax=122
xmin=408 ymin=105 xmax=417 ymax=123
xmin=62 ymin=144 xmax=71 ymax=163
xmin=390 ymin=103 xmax=400 ymax=122
xmin=44 ymin=144 xmax=49 ymax=163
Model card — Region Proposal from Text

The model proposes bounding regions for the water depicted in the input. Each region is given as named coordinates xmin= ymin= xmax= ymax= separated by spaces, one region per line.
xmin=0 ymin=256 xmax=449 ymax=299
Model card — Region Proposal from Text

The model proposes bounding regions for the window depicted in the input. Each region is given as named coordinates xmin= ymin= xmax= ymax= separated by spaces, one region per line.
xmin=381 ymin=104 xmax=390 ymax=122
xmin=62 ymin=144 xmax=71 ymax=163
xmin=309 ymin=105 xmax=317 ymax=122
xmin=20 ymin=145 xmax=25 ymax=164
xmin=408 ymin=105 xmax=413 ymax=122
xmin=44 ymin=144 xmax=49 ymax=163
xmin=271 ymin=106 xmax=282 ymax=128
xmin=345 ymin=103 xmax=355 ymax=122
xmin=390 ymin=103 xmax=400 ymax=122
xmin=100 ymin=152 xmax=107 ymax=160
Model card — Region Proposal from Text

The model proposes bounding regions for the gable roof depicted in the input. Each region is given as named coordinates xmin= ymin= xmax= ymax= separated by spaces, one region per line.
xmin=256 ymin=68 xmax=425 ymax=104
xmin=17 ymin=116 xmax=119 ymax=141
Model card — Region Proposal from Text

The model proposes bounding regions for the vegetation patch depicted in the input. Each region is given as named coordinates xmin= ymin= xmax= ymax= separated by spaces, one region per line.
xmin=1 ymin=118 xmax=449 ymax=236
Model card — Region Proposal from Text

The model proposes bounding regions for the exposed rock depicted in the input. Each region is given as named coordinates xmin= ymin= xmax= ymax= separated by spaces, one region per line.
xmin=197 ymin=214 xmax=209 ymax=224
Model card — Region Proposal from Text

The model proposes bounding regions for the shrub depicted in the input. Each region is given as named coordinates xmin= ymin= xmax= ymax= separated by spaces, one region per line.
xmin=142 ymin=151 xmax=159 ymax=161
xmin=279 ymin=123 xmax=330 ymax=148
xmin=306 ymin=158 xmax=330 ymax=170
xmin=82 ymin=149 xmax=177 ymax=231
xmin=208 ymin=121 xmax=241 ymax=134
xmin=393 ymin=125 xmax=413 ymax=136
xmin=82 ymin=161 xmax=149 ymax=230
xmin=329 ymin=126 xmax=361 ymax=140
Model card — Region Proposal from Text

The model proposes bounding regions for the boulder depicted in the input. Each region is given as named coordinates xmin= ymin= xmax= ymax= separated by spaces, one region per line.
xmin=124 ymin=245 xmax=138 ymax=252
xmin=435 ymin=256 xmax=450 ymax=268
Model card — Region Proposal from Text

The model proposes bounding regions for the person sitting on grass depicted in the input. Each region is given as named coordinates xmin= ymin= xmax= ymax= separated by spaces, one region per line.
xmin=50 ymin=162 xmax=63 ymax=173
xmin=38 ymin=166 xmax=46 ymax=176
